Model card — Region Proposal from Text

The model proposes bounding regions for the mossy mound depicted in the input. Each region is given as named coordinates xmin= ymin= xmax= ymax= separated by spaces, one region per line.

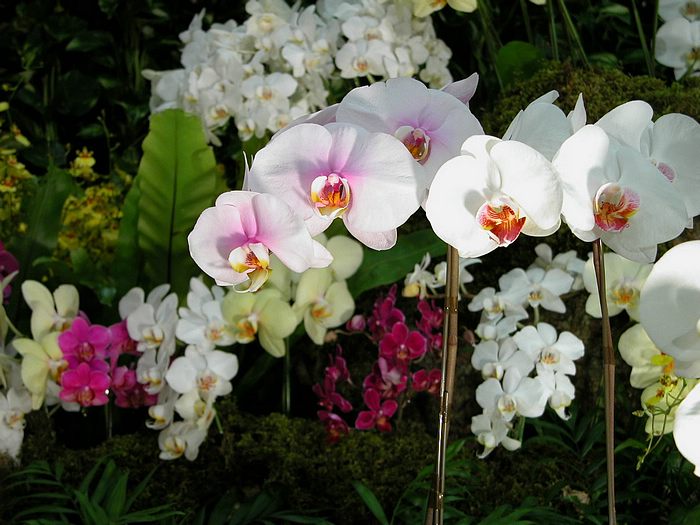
xmin=480 ymin=61 xmax=700 ymax=137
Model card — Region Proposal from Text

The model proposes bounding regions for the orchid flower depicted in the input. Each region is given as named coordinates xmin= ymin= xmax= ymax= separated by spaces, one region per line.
xmin=471 ymin=338 xmax=534 ymax=381
xmin=335 ymin=76 xmax=482 ymax=198
xmin=674 ymin=383 xmax=700 ymax=476
xmin=655 ymin=18 xmax=700 ymax=79
xmin=529 ymin=243 xmax=585 ymax=291
xmin=403 ymin=253 xmax=441 ymax=298
xmin=13 ymin=333 xmax=67 ymax=409
xmin=553 ymin=125 xmax=687 ymax=262
xmin=512 ymin=323 xmax=584 ymax=377
xmin=59 ymin=362 xmax=110 ymax=407
xmin=582 ymin=252 xmax=652 ymax=321
xmin=412 ymin=0 xmax=477 ymax=18
xmin=21 ymin=281 xmax=79 ymax=340
xmin=158 ymin=420 xmax=208 ymax=461
xmin=317 ymin=233 xmax=364 ymax=281
xmin=433 ymin=257 xmax=481 ymax=296
xmin=426 ymin=135 xmax=562 ymax=258
xmin=221 ymin=288 xmax=297 ymax=357
xmin=536 ymin=369 xmax=576 ymax=420
xmin=58 ymin=318 xmax=111 ymax=371
xmin=503 ymin=91 xmax=586 ymax=161
xmin=639 ymin=240 xmax=700 ymax=377
xmin=498 ymin=267 xmax=574 ymax=314
xmin=126 ymin=285 xmax=179 ymax=355
xmin=293 ymin=268 xmax=354 ymax=345
xmin=247 ymin=122 xmax=424 ymax=250
xmin=471 ymin=410 xmax=521 ymax=458
xmin=165 ymin=346 xmax=239 ymax=401
xmin=355 ymin=388 xmax=398 ymax=432
xmin=476 ymin=367 xmax=548 ymax=422
xmin=0 ymin=387 xmax=32 ymax=460
xmin=176 ymin=278 xmax=234 ymax=351
xmin=188 ymin=190 xmax=332 ymax=290
xmin=619 ymin=324 xmax=675 ymax=389
xmin=659 ymin=0 xmax=700 ymax=21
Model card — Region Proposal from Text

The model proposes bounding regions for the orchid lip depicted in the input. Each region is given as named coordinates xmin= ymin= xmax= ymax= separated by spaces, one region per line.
xmin=310 ymin=173 xmax=351 ymax=219
xmin=593 ymin=183 xmax=640 ymax=233
xmin=229 ymin=242 xmax=271 ymax=293
xmin=476 ymin=199 xmax=526 ymax=246
xmin=394 ymin=125 xmax=431 ymax=163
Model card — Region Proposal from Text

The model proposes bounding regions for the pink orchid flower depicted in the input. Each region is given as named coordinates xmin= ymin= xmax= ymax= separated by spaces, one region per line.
xmin=363 ymin=357 xmax=408 ymax=399
xmin=247 ymin=122 xmax=424 ymax=250
xmin=412 ymin=369 xmax=442 ymax=395
xmin=318 ymin=410 xmax=350 ymax=443
xmin=58 ymin=318 xmax=111 ymax=372
xmin=355 ymin=388 xmax=398 ymax=432
xmin=379 ymin=322 xmax=427 ymax=363
xmin=59 ymin=362 xmax=110 ymax=407
xmin=188 ymin=191 xmax=332 ymax=291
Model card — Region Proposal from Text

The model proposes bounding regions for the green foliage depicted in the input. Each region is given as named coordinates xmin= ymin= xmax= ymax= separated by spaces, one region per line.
xmin=347 ymin=229 xmax=447 ymax=298
xmin=3 ymin=457 xmax=182 ymax=524
xmin=495 ymin=41 xmax=545 ymax=87
xmin=135 ymin=109 xmax=221 ymax=297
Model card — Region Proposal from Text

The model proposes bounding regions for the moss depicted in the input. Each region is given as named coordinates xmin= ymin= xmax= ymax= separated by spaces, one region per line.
xmin=480 ymin=61 xmax=700 ymax=137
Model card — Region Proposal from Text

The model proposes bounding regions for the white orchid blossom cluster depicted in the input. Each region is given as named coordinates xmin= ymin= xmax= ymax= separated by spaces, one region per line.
xmin=655 ymin=0 xmax=700 ymax=79
xmin=143 ymin=0 xmax=453 ymax=144
xmin=466 ymin=243 xmax=585 ymax=457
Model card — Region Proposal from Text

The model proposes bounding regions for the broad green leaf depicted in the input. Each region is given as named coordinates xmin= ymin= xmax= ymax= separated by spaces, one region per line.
xmin=347 ymin=229 xmax=447 ymax=298
xmin=351 ymin=481 xmax=389 ymax=525
xmin=112 ymin=177 xmax=142 ymax=297
xmin=66 ymin=31 xmax=114 ymax=52
xmin=104 ymin=472 xmax=127 ymax=518
xmin=136 ymin=109 xmax=221 ymax=298
xmin=495 ymin=41 xmax=545 ymax=87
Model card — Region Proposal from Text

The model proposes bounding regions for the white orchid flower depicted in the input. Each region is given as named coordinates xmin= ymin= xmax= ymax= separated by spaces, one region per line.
xmin=471 ymin=410 xmax=521 ymax=458
xmin=475 ymin=315 xmax=522 ymax=342
xmin=426 ymin=135 xmax=562 ymax=258
xmin=619 ymin=324 xmax=675 ymax=389
xmin=468 ymin=287 xmax=528 ymax=322
xmin=126 ymin=285 xmax=179 ymax=354
xmin=403 ymin=253 xmax=442 ymax=299
xmin=221 ymin=288 xmax=297 ymax=357
xmin=176 ymin=278 xmax=234 ymax=351
xmin=412 ymin=0 xmax=477 ymax=18
xmin=553 ymin=125 xmax=687 ymax=263
xmin=165 ymin=346 xmax=239 ymax=401
xmin=136 ymin=347 xmax=170 ymax=395
xmin=147 ymin=386 xmax=176 ymax=430
xmin=536 ymin=369 xmax=576 ymax=420
xmin=529 ymin=243 xmax=585 ymax=291
xmin=639 ymin=241 xmax=700 ymax=377
xmin=659 ymin=0 xmax=700 ymax=21
xmin=21 ymin=281 xmax=79 ymax=340
xmin=499 ymin=267 xmax=573 ymax=313
xmin=158 ymin=421 xmax=208 ymax=461
xmin=503 ymin=91 xmax=586 ymax=161
xmin=0 ymin=387 xmax=32 ymax=460
xmin=655 ymin=18 xmax=700 ymax=79
xmin=582 ymin=252 xmax=652 ymax=321
xmin=476 ymin=367 xmax=548 ymax=422
xmin=433 ymin=257 xmax=481 ymax=296
xmin=293 ymin=268 xmax=354 ymax=345
xmin=674 ymin=383 xmax=700 ymax=476
xmin=471 ymin=338 xmax=534 ymax=381
xmin=512 ymin=323 xmax=584 ymax=376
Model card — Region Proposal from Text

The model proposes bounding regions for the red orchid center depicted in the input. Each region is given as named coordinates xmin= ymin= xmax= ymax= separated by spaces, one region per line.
xmin=394 ymin=125 xmax=431 ymax=162
xmin=593 ymin=183 xmax=640 ymax=232
xmin=477 ymin=200 xmax=526 ymax=246
xmin=310 ymin=173 xmax=351 ymax=218
xmin=78 ymin=341 xmax=95 ymax=361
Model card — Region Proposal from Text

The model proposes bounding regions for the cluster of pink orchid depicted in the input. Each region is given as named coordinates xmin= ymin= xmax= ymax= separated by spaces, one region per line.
xmin=313 ymin=285 xmax=443 ymax=442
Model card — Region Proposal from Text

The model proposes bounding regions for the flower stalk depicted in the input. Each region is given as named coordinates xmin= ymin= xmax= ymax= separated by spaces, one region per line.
xmin=425 ymin=245 xmax=460 ymax=525
xmin=592 ymin=238 xmax=617 ymax=525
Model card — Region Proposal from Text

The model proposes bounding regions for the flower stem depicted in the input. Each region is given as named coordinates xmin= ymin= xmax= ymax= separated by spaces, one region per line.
xmin=547 ymin=0 xmax=560 ymax=61
xmin=592 ymin=239 xmax=616 ymax=525
xmin=557 ymin=0 xmax=589 ymax=67
xmin=283 ymin=338 xmax=291 ymax=415
xmin=424 ymin=245 xmax=460 ymax=525
xmin=631 ymin=0 xmax=654 ymax=76
xmin=519 ymin=0 xmax=534 ymax=44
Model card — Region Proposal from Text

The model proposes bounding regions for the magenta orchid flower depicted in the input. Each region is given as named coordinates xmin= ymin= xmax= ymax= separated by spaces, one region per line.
xmin=334 ymin=77 xmax=483 ymax=200
xmin=355 ymin=388 xmax=398 ymax=432
xmin=0 ymin=241 xmax=19 ymax=304
xmin=363 ymin=357 xmax=408 ymax=399
xmin=312 ymin=376 xmax=353 ymax=413
xmin=426 ymin=135 xmax=563 ymax=258
xmin=247 ymin=122 xmax=424 ymax=250
xmin=379 ymin=322 xmax=427 ymax=363
xmin=188 ymin=190 xmax=332 ymax=291
xmin=318 ymin=410 xmax=350 ymax=443
xmin=58 ymin=318 xmax=111 ymax=371
xmin=412 ymin=369 xmax=441 ymax=395
xmin=59 ymin=362 xmax=110 ymax=407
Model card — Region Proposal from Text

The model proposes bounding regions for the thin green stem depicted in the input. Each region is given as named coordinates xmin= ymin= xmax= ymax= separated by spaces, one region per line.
xmin=547 ymin=0 xmax=560 ymax=61
xmin=557 ymin=0 xmax=590 ymax=66
xmin=282 ymin=338 xmax=291 ymax=415
xmin=631 ymin=0 xmax=654 ymax=76
xmin=650 ymin=0 xmax=659 ymax=76
xmin=519 ymin=0 xmax=534 ymax=44
xmin=478 ymin=0 xmax=504 ymax=90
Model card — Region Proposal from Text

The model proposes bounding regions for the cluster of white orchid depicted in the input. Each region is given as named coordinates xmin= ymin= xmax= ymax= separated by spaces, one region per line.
xmin=0 ymin=231 xmax=362 ymax=462
xmin=465 ymin=243 xmax=586 ymax=457
xmin=143 ymin=0 xmax=453 ymax=144
xmin=655 ymin=0 xmax=700 ymax=79
xmin=402 ymin=252 xmax=481 ymax=299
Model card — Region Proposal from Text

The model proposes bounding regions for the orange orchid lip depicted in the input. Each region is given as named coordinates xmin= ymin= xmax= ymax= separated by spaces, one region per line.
xmin=476 ymin=200 xmax=526 ymax=246
xmin=593 ymin=183 xmax=640 ymax=233
xmin=310 ymin=173 xmax=351 ymax=218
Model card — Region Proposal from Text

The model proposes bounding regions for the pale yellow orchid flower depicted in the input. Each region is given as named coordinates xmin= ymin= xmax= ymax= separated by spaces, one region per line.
xmin=221 ymin=288 xmax=297 ymax=357
xmin=13 ymin=333 xmax=67 ymax=410
xmin=21 ymin=281 xmax=79 ymax=340
xmin=412 ymin=0 xmax=477 ymax=18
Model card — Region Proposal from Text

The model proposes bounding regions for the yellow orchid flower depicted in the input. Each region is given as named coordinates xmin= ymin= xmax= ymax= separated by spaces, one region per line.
xmin=13 ymin=333 xmax=67 ymax=410
xmin=412 ymin=0 xmax=477 ymax=18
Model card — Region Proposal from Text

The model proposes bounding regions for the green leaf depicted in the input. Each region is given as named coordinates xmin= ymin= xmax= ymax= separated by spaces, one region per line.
xmin=104 ymin=472 xmax=128 ymax=518
xmin=66 ymin=31 xmax=114 ymax=52
xmin=351 ymin=481 xmax=389 ymax=525
xmin=347 ymin=229 xmax=447 ymax=298
xmin=495 ymin=41 xmax=545 ymax=87
xmin=112 ymin=177 xmax=142 ymax=297
xmin=136 ymin=109 xmax=221 ymax=298
xmin=55 ymin=71 xmax=101 ymax=116
xmin=77 ymin=123 xmax=105 ymax=139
